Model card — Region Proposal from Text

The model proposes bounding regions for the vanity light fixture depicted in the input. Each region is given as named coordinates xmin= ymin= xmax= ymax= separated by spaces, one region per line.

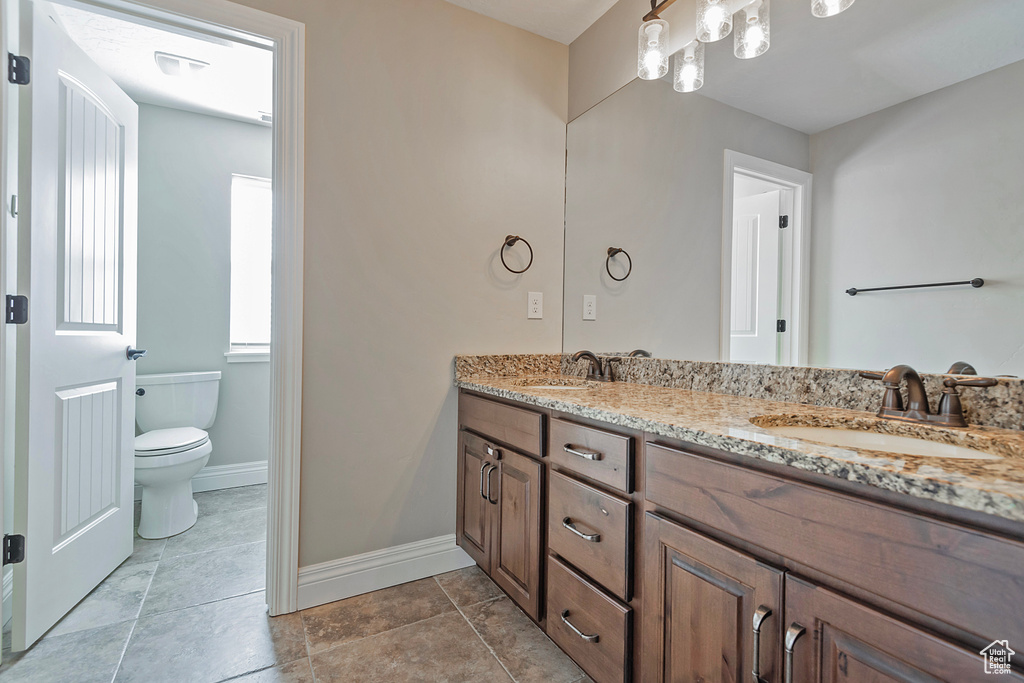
xmin=637 ymin=18 xmax=670 ymax=80
xmin=734 ymin=0 xmax=770 ymax=59
xmin=812 ymin=0 xmax=855 ymax=18
xmin=673 ymin=40 xmax=704 ymax=92
xmin=697 ymin=0 xmax=733 ymax=43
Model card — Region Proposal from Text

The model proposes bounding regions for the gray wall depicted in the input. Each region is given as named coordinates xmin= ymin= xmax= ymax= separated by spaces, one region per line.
xmin=808 ymin=60 xmax=1024 ymax=376
xmin=563 ymin=77 xmax=809 ymax=360
xmin=137 ymin=104 xmax=272 ymax=468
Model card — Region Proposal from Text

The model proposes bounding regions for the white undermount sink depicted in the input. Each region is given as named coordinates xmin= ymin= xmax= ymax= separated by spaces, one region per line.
xmin=524 ymin=384 xmax=587 ymax=391
xmin=761 ymin=424 xmax=1002 ymax=460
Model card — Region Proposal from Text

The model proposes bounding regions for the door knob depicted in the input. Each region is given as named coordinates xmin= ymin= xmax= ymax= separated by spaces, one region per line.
xmin=126 ymin=347 xmax=147 ymax=361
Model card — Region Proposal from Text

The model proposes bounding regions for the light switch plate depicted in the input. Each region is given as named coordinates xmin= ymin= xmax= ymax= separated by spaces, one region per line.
xmin=583 ymin=295 xmax=597 ymax=321
xmin=528 ymin=292 xmax=543 ymax=319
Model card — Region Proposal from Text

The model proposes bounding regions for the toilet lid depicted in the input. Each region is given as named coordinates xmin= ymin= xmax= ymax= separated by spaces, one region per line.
xmin=135 ymin=427 xmax=209 ymax=456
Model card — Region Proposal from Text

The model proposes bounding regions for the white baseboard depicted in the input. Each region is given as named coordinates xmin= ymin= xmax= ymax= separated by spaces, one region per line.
xmin=134 ymin=460 xmax=269 ymax=501
xmin=2 ymin=567 xmax=12 ymax=627
xmin=296 ymin=534 xmax=475 ymax=611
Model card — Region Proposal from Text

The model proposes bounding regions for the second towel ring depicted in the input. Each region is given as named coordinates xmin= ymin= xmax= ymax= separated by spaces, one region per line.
xmin=501 ymin=235 xmax=533 ymax=274
xmin=606 ymin=247 xmax=632 ymax=282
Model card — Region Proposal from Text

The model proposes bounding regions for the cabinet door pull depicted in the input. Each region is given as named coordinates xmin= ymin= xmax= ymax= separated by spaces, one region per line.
xmin=479 ymin=462 xmax=490 ymax=500
xmin=751 ymin=605 xmax=773 ymax=683
xmin=562 ymin=517 xmax=601 ymax=542
xmin=783 ymin=623 xmax=806 ymax=683
xmin=562 ymin=444 xmax=602 ymax=461
xmin=485 ymin=464 xmax=499 ymax=505
xmin=560 ymin=609 xmax=599 ymax=643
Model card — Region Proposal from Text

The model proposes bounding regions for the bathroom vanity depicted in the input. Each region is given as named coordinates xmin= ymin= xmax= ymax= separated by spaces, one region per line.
xmin=455 ymin=360 xmax=1024 ymax=683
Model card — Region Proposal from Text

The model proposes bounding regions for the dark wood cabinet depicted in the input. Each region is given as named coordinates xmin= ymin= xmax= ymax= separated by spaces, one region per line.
xmin=643 ymin=512 xmax=784 ymax=683
xmin=457 ymin=412 xmax=544 ymax=621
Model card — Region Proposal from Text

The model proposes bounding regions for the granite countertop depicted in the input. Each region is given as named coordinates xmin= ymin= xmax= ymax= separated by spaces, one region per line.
xmin=455 ymin=373 xmax=1024 ymax=524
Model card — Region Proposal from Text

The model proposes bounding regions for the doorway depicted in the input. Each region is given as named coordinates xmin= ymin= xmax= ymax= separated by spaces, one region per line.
xmin=720 ymin=150 xmax=812 ymax=367
xmin=0 ymin=0 xmax=303 ymax=653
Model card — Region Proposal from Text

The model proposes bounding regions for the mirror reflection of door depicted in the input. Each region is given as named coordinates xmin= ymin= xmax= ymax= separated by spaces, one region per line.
xmin=729 ymin=175 xmax=791 ymax=364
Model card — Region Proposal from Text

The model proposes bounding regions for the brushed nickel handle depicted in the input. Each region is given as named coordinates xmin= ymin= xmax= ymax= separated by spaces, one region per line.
xmin=751 ymin=605 xmax=773 ymax=683
xmin=126 ymin=347 xmax=147 ymax=361
xmin=486 ymin=464 xmax=498 ymax=505
xmin=562 ymin=444 xmax=602 ymax=461
xmin=560 ymin=610 xmax=599 ymax=643
xmin=479 ymin=462 xmax=490 ymax=500
xmin=562 ymin=517 xmax=600 ymax=542
xmin=784 ymin=623 xmax=806 ymax=683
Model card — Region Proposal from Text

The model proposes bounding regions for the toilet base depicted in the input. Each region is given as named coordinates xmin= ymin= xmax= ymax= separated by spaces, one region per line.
xmin=138 ymin=478 xmax=200 ymax=539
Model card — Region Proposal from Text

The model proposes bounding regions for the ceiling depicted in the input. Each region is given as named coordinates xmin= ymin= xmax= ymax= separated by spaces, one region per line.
xmin=688 ymin=0 xmax=1024 ymax=134
xmin=51 ymin=3 xmax=272 ymax=124
xmin=442 ymin=0 xmax=617 ymax=45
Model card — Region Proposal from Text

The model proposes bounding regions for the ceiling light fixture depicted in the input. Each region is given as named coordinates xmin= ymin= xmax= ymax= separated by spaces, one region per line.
xmin=154 ymin=51 xmax=209 ymax=78
xmin=697 ymin=0 xmax=733 ymax=43
xmin=673 ymin=40 xmax=704 ymax=93
xmin=734 ymin=0 xmax=769 ymax=59
xmin=812 ymin=0 xmax=855 ymax=18
xmin=637 ymin=18 xmax=670 ymax=80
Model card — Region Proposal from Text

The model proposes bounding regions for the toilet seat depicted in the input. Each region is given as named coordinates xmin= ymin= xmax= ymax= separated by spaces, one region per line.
xmin=135 ymin=427 xmax=210 ymax=457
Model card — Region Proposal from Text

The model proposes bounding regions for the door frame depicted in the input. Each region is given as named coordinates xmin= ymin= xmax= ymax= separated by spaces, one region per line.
xmin=720 ymin=150 xmax=812 ymax=366
xmin=1 ymin=0 xmax=304 ymax=617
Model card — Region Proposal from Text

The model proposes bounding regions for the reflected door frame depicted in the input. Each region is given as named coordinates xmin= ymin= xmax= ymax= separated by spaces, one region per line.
xmin=720 ymin=150 xmax=813 ymax=366
xmin=0 ymin=0 xmax=305 ymax=620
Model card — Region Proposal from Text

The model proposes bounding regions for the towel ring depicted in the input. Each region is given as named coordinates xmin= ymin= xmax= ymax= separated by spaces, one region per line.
xmin=606 ymin=247 xmax=632 ymax=282
xmin=501 ymin=235 xmax=533 ymax=274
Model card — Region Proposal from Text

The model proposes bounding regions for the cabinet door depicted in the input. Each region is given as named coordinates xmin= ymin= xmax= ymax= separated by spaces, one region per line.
xmin=784 ymin=576 xmax=1024 ymax=683
xmin=643 ymin=512 xmax=784 ymax=683
xmin=491 ymin=448 xmax=544 ymax=621
xmin=457 ymin=431 xmax=493 ymax=571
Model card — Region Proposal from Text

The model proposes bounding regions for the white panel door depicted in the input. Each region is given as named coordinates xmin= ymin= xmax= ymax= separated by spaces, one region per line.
xmin=729 ymin=191 xmax=780 ymax=364
xmin=11 ymin=0 xmax=138 ymax=650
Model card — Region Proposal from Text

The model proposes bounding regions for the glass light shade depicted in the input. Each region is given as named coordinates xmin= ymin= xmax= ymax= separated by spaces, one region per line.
xmin=673 ymin=41 xmax=705 ymax=93
xmin=812 ymin=0 xmax=855 ymax=18
xmin=697 ymin=0 xmax=733 ymax=42
xmin=735 ymin=0 xmax=770 ymax=59
xmin=637 ymin=19 xmax=670 ymax=80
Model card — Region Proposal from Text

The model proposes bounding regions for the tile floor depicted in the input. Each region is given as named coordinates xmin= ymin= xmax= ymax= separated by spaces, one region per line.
xmin=1 ymin=484 xmax=589 ymax=682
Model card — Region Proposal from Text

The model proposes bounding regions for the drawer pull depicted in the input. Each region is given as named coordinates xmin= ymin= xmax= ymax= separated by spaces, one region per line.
xmin=783 ymin=623 xmax=806 ymax=683
xmin=479 ymin=462 xmax=490 ymax=500
xmin=560 ymin=609 xmax=599 ymax=643
xmin=751 ymin=605 xmax=772 ymax=683
xmin=485 ymin=464 xmax=499 ymax=505
xmin=562 ymin=517 xmax=601 ymax=542
xmin=563 ymin=444 xmax=602 ymax=461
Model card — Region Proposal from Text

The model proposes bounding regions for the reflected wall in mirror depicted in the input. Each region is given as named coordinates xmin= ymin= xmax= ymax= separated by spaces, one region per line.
xmin=563 ymin=0 xmax=1024 ymax=377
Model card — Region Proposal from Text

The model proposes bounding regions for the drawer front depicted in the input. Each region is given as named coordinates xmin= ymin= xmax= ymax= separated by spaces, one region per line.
xmin=459 ymin=392 xmax=544 ymax=458
xmin=549 ymin=418 xmax=632 ymax=493
xmin=548 ymin=469 xmax=632 ymax=601
xmin=646 ymin=441 xmax=1024 ymax=650
xmin=547 ymin=555 xmax=631 ymax=683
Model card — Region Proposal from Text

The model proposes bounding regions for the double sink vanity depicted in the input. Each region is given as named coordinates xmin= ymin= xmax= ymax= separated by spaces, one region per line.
xmin=454 ymin=354 xmax=1024 ymax=683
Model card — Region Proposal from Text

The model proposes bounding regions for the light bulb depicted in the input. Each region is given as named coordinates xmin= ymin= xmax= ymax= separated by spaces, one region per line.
xmin=812 ymin=0 xmax=855 ymax=18
xmin=637 ymin=19 xmax=670 ymax=80
xmin=697 ymin=0 xmax=733 ymax=42
xmin=673 ymin=41 xmax=705 ymax=93
xmin=734 ymin=0 xmax=770 ymax=59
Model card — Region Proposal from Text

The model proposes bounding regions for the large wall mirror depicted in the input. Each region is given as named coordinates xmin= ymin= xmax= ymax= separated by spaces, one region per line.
xmin=563 ymin=0 xmax=1024 ymax=376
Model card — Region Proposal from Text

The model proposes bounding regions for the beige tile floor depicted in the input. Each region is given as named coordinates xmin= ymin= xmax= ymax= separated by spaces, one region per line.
xmin=1 ymin=484 xmax=589 ymax=682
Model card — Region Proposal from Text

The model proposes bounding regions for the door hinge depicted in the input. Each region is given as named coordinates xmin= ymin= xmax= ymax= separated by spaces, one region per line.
xmin=779 ymin=215 xmax=790 ymax=229
xmin=3 ymin=534 xmax=25 ymax=565
xmin=7 ymin=53 xmax=30 ymax=85
xmin=6 ymin=294 xmax=28 ymax=324
xmin=776 ymin=319 xmax=787 ymax=333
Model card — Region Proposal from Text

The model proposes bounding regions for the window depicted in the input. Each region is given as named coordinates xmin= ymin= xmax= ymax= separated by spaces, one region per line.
xmin=228 ymin=174 xmax=272 ymax=360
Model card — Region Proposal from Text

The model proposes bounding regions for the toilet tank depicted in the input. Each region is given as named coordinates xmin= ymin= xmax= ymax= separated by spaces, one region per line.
xmin=136 ymin=371 xmax=222 ymax=433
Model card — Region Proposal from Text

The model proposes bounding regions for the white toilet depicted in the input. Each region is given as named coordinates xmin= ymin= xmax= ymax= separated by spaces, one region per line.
xmin=135 ymin=371 xmax=222 ymax=539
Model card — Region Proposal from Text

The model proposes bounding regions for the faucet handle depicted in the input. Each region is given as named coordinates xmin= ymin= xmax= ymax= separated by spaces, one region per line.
xmin=943 ymin=377 xmax=998 ymax=389
xmin=858 ymin=371 xmax=885 ymax=381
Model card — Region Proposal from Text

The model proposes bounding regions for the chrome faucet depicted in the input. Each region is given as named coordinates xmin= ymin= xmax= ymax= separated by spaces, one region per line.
xmin=571 ymin=350 xmax=615 ymax=382
xmin=860 ymin=363 xmax=997 ymax=428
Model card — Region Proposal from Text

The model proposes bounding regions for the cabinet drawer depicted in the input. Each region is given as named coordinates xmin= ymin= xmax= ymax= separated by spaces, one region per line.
xmin=646 ymin=441 xmax=1024 ymax=650
xmin=547 ymin=555 xmax=631 ymax=683
xmin=548 ymin=470 xmax=632 ymax=601
xmin=549 ymin=418 xmax=632 ymax=493
xmin=459 ymin=393 xmax=544 ymax=458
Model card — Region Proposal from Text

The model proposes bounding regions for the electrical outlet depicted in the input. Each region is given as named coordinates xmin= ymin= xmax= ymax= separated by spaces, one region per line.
xmin=583 ymin=295 xmax=597 ymax=321
xmin=528 ymin=292 xmax=543 ymax=319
